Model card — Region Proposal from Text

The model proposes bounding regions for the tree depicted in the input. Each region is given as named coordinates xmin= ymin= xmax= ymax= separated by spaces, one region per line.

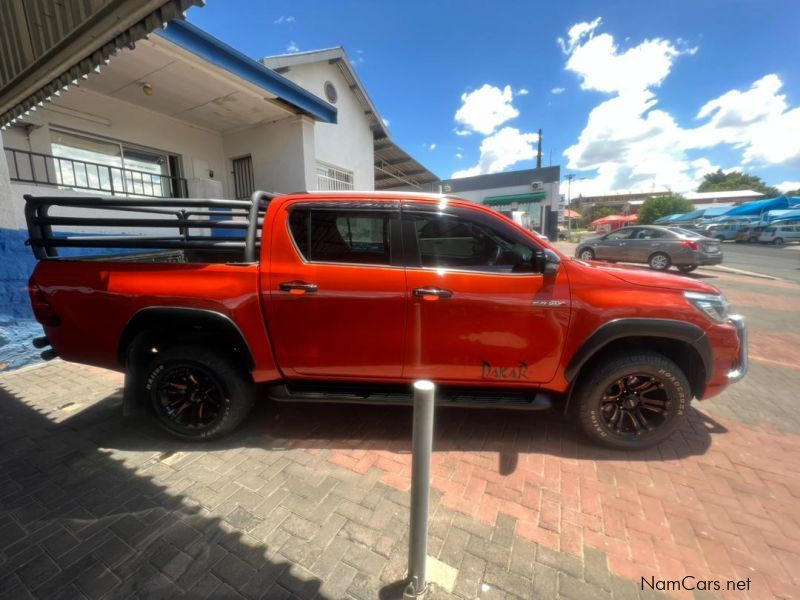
xmin=782 ymin=188 xmax=800 ymax=197
xmin=638 ymin=194 xmax=694 ymax=225
xmin=698 ymin=169 xmax=780 ymax=197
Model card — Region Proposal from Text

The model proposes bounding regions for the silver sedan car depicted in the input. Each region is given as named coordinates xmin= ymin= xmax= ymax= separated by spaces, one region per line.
xmin=575 ymin=226 xmax=723 ymax=272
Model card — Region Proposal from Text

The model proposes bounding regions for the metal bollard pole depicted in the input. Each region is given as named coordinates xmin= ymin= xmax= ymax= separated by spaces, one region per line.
xmin=404 ymin=380 xmax=436 ymax=599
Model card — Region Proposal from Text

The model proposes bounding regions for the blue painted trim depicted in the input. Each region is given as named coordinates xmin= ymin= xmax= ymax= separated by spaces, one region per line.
xmin=156 ymin=20 xmax=337 ymax=124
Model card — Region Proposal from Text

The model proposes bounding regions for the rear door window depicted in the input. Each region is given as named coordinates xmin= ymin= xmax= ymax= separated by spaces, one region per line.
xmin=289 ymin=207 xmax=394 ymax=265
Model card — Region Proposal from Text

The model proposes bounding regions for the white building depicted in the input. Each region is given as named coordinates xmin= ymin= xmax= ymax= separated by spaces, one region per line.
xmin=399 ymin=167 xmax=562 ymax=238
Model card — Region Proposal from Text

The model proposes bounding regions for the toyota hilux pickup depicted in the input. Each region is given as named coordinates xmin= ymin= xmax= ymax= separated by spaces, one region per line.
xmin=24 ymin=191 xmax=748 ymax=449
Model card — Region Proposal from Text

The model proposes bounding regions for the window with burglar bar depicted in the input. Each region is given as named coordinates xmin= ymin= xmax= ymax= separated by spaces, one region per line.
xmin=3 ymin=128 xmax=187 ymax=198
xmin=232 ymin=155 xmax=255 ymax=199
xmin=316 ymin=162 xmax=354 ymax=191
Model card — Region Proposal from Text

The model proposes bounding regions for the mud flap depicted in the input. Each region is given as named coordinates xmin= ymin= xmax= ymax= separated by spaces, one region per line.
xmin=121 ymin=369 xmax=146 ymax=416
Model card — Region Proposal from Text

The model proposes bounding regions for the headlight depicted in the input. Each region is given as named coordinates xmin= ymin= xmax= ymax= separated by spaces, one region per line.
xmin=684 ymin=291 xmax=730 ymax=323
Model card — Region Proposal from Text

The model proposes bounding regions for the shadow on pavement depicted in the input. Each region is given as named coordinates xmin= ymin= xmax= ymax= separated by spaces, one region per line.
xmin=76 ymin=387 xmax=727 ymax=479
xmin=0 ymin=386 xmax=331 ymax=599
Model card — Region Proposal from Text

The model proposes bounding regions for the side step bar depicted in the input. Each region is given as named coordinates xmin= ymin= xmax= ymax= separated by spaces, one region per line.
xmin=268 ymin=384 xmax=553 ymax=411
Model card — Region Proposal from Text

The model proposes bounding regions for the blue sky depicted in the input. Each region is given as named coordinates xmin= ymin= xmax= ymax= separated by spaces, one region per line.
xmin=188 ymin=0 xmax=800 ymax=195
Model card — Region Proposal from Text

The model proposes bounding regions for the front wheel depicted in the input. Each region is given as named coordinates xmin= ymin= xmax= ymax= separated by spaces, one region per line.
xmin=773 ymin=237 xmax=784 ymax=246
xmin=142 ymin=346 xmax=254 ymax=441
xmin=574 ymin=351 xmax=690 ymax=449
xmin=578 ymin=248 xmax=595 ymax=260
xmin=648 ymin=252 xmax=671 ymax=271
xmin=677 ymin=264 xmax=697 ymax=273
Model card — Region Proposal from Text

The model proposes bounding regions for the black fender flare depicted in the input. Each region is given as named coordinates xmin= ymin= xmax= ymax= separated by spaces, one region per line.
xmin=118 ymin=306 xmax=255 ymax=371
xmin=564 ymin=318 xmax=713 ymax=382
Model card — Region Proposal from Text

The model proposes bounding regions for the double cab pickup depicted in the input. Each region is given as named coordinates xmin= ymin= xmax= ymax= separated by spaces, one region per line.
xmin=25 ymin=191 xmax=748 ymax=449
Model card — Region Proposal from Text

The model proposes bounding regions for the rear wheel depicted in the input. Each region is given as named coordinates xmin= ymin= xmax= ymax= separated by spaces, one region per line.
xmin=677 ymin=264 xmax=698 ymax=273
xmin=773 ymin=237 xmax=784 ymax=245
xmin=748 ymin=236 xmax=758 ymax=243
xmin=715 ymin=235 xmax=725 ymax=242
xmin=648 ymin=252 xmax=671 ymax=271
xmin=575 ymin=351 xmax=690 ymax=449
xmin=142 ymin=346 xmax=253 ymax=441
xmin=579 ymin=248 xmax=595 ymax=260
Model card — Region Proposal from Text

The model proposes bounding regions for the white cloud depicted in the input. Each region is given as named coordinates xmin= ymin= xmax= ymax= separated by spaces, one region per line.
xmin=274 ymin=15 xmax=296 ymax=24
xmin=454 ymin=84 xmax=519 ymax=135
xmin=286 ymin=41 xmax=299 ymax=53
xmin=558 ymin=17 xmax=602 ymax=55
xmin=517 ymin=88 xmax=530 ymax=96
xmin=551 ymin=87 xmax=565 ymax=94
xmin=456 ymin=152 xmax=463 ymax=159
xmin=688 ymin=75 xmax=800 ymax=167
xmin=382 ymin=117 xmax=390 ymax=127
xmin=429 ymin=143 xmax=437 ymax=150
xmin=454 ymin=128 xmax=471 ymax=136
xmin=559 ymin=19 xmax=800 ymax=195
xmin=451 ymin=127 xmax=539 ymax=178
xmin=776 ymin=181 xmax=800 ymax=192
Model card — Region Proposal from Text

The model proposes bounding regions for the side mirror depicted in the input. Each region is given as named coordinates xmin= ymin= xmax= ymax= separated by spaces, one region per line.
xmin=533 ymin=248 xmax=560 ymax=276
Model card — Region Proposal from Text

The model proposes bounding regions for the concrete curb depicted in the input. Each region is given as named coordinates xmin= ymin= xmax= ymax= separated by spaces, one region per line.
xmin=703 ymin=265 xmax=780 ymax=280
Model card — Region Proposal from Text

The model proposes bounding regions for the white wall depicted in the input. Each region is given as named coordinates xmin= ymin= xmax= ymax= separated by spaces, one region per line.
xmin=275 ymin=61 xmax=375 ymax=190
xmin=0 ymin=135 xmax=14 ymax=230
xmin=223 ymin=115 xmax=315 ymax=195
xmin=3 ymin=87 xmax=229 ymax=191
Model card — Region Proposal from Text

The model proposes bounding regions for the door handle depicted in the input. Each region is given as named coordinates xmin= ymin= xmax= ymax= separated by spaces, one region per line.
xmin=413 ymin=287 xmax=453 ymax=300
xmin=279 ymin=281 xmax=318 ymax=295
xmin=619 ymin=242 xmax=627 ymax=246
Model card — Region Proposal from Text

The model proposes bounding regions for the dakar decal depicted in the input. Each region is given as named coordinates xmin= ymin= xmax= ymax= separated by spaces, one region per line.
xmin=481 ymin=360 xmax=529 ymax=380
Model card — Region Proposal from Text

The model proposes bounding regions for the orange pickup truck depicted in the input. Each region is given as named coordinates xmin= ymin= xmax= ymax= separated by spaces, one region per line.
xmin=25 ymin=191 xmax=747 ymax=449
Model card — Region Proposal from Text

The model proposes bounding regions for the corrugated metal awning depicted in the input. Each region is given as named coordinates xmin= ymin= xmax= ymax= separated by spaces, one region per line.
xmin=0 ymin=0 xmax=203 ymax=129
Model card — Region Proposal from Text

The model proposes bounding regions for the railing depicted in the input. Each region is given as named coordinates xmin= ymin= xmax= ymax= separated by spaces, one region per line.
xmin=5 ymin=147 xmax=188 ymax=198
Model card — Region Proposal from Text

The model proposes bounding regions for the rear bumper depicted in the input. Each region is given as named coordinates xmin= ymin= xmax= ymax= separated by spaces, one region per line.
xmin=693 ymin=253 xmax=723 ymax=266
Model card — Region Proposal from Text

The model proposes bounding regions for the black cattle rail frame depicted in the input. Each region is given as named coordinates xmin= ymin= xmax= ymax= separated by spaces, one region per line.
xmin=23 ymin=191 xmax=277 ymax=262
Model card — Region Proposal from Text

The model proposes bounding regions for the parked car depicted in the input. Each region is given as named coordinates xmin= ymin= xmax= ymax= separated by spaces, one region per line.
xmin=24 ymin=191 xmax=747 ymax=450
xmin=575 ymin=226 xmax=723 ymax=272
xmin=706 ymin=221 xmax=752 ymax=241
xmin=735 ymin=225 xmax=769 ymax=243
xmin=758 ymin=224 xmax=800 ymax=245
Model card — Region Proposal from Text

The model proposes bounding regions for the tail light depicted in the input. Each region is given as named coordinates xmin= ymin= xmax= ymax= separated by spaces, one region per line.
xmin=679 ymin=240 xmax=699 ymax=251
xmin=28 ymin=277 xmax=60 ymax=326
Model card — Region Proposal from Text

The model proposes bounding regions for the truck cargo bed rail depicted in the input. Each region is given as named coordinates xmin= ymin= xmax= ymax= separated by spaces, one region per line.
xmin=23 ymin=191 xmax=277 ymax=261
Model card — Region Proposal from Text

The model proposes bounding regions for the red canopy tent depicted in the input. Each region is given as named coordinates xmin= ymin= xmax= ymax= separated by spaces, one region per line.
xmin=591 ymin=214 xmax=637 ymax=231
xmin=563 ymin=209 xmax=582 ymax=219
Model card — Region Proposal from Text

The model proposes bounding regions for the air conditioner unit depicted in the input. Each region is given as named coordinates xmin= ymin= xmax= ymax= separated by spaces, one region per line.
xmin=531 ymin=181 xmax=544 ymax=191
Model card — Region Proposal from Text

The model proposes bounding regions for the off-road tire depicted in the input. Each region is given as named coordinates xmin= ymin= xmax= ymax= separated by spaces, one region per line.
xmin=141 ymin=346 xmax=254 ymax=441
xmin=648 ymin=252 xmax=671 ymax=271
xmin=574 ymin=351 xmax=690 ymax=450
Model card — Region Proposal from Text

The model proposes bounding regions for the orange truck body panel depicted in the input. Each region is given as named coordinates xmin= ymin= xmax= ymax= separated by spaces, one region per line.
xmin=28 ymin=192 xmax=742 ymax=400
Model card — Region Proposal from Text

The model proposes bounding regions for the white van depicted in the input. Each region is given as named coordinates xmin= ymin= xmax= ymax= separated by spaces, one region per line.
xmin=758 ymin=224 xmax=800 ymax=245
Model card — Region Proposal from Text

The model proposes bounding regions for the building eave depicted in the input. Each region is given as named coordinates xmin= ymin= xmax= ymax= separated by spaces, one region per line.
xmin=156 ymin=20 xmax=336 ymax=124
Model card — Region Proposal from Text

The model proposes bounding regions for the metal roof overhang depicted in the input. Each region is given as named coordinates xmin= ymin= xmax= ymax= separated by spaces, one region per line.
xmin=484 ymin=192 xmax=546 ymax=206
xmin=0 ymin=0 xmax=204 ymax=129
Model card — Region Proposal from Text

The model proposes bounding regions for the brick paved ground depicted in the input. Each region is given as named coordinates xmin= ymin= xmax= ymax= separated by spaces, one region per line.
xmin=1 ymin=265 xmax=799 ymax=599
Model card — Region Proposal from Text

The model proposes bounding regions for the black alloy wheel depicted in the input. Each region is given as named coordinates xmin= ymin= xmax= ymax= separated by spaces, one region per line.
xmin=154 ymin=364 xmax=226 ymax=432
xmin=574 ymin=351 xmax=690 ymax=449
xmin=599 ymin=374 xmax=670 ymax=439
xmin=141 ymin=345 xmax=254 ymax=441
